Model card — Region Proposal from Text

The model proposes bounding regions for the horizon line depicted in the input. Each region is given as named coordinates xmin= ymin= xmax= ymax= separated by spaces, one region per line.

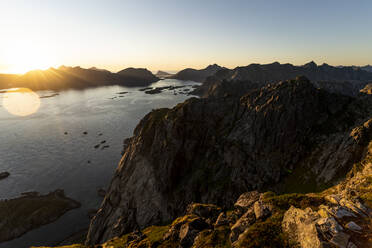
xmin=1 ymin=61 xmax=372 ymax=75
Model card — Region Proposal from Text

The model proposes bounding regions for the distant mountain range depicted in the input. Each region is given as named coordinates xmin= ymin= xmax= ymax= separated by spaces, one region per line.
xmin=171 ymin=64 xmax=225 ymax=82
xmin=192 ymin=61 xmax=372 ymax=97
xmin=0 ymin=66 xmax=159 ymax=91
xmin=358 ymin=65 xmax=372 ymax=72
xmin=155 ymin=70 xmax=173 ymax=78
xmin=1 ymin=62 xmax=372 ymax=93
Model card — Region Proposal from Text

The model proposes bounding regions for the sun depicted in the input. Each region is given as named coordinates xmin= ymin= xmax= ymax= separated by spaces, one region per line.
xmin=3 ymin=44 xmax=57 ymax=74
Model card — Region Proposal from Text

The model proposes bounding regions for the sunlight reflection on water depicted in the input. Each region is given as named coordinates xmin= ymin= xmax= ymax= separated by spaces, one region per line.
xmin=2 ymin=88 xmax=41 ymax=116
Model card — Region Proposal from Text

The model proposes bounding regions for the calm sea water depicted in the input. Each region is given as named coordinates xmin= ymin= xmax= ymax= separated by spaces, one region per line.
xmin=0 ymin=79 xmax=198 ymax=248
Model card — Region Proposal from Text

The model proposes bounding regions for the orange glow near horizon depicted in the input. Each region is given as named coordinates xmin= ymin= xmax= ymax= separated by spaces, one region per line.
xmin=3 ymin=45 xmax=58 ymax=74
xmin=2 ymin=88 xmax=41 ymax=116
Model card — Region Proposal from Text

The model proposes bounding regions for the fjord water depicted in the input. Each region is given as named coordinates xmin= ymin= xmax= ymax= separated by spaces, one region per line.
xmin=0 ymin=79 xmax=198 ymax=248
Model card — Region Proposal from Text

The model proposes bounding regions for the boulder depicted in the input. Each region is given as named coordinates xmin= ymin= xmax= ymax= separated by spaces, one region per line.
xmin=282 ymin=206 xmax=323 ymax=248
xmin=179 ymin=218 xmax=209 ymax=247
xmin=253 ymin=200 xmax=272 ymax=220
xmin=234 ymin=191 xmax=260 ymax=213
xmin=229 ymin=208 xmax=256 ymax=243
xmin=345 ymin=221 xmax=362 ymax=232
xmin=186 ymin=203 xmax=222 ymax=222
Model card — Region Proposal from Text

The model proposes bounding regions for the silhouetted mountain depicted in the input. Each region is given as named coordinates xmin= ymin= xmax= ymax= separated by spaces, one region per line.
xmin=192 ymin=61 xmax=372 ymax=97
xmin=58 ymin=66 xmax=120 ymax=84
xmin=0 ymin=66 xmax=159 ymax=91
xmin=0 ymin=74 xmax=20 ymax=90
xmin=155 ymin=70 xmax=173 ymax=78
xmin=117 ymin=68 xmax=159 ymax=86
xmin=360 ymin=65 xmax=372 ymax=72
xmin=171 ymin=64 xmax=225 ymax=82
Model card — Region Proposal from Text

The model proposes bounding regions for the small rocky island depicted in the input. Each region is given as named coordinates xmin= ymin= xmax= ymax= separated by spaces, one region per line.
xmin=0 ymin=190 xmax=80 ymax=243
xmin=0 ymin=171 xmax=10 ymax=180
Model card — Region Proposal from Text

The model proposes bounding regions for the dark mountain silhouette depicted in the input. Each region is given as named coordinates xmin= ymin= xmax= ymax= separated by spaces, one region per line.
xmin=192 ymin=61 xmax=372 ymax=97
xmin=360 ymin=65 xmax=372 ymax=72
xmin=117 ymin=68 xmax=159 ymax=86
xmin=155 ymin=70 xmax=173 ymax=78
xmin=171 ymin=64 xmax=225 ymax=82
xmin=0 ymin=66 xmax=159 ymax=91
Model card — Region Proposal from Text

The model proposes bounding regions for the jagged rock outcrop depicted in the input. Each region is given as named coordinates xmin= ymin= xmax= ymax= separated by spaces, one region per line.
xmin=282 ymin=145 xmax=372 ymax=248
xmin=171 ymin=64 xmax=225 ymax=82
xmin=361 ymin=83 xmax=372 ymax=95
xmin=86 ymin=76 xmax=372 ymax=244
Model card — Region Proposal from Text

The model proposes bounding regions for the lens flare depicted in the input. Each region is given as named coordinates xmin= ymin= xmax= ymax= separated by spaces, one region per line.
xmin=2 ymin=88 xmax=41 ymax=116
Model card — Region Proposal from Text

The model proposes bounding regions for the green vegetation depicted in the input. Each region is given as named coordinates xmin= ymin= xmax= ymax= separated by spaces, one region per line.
xmin=142 ymin=225 xmax=170 ymax=245
xmin=262 ymin=192 xmax=325 ymax=211
xmin=234 ymin=213 xmax=291 ymax=248
xmin=192 ymin=226 xmax=231 ymax=248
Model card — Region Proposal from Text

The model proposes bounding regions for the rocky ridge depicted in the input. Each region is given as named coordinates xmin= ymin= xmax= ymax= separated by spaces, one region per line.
xmin=192 ymin=61 xmax=372 ymax=97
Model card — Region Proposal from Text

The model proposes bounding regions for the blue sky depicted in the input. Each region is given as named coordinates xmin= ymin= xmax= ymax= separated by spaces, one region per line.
xmin=0 ymin=0 xmax=371 ymax=73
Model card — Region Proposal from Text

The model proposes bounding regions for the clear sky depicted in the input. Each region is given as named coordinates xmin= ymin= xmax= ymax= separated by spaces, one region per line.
xmin=0 ymin=0 xmax=371 ymax=73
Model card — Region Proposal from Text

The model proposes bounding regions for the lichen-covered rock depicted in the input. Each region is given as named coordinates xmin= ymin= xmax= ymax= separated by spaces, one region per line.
xmin=186 ymin=203 xmax=222 ymax=223
xmin=179 ymin=218 xmax=209 ymax=247
xmin=229 ymin=208 xmax=256 ymax=243
xmin=253 ymin=199 xmax=272 ymax=220
xmin=282 ymin=206 xmax=323 ymax=248
xmin=234 ymin=191 xmax=260 ymax=214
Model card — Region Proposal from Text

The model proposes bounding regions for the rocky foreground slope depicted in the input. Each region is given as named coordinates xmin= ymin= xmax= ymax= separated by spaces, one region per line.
xmin=37 ymin=152 xmax=372 ymax=247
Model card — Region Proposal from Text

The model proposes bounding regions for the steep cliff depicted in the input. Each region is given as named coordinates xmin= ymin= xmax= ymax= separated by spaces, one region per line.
xmin=85 ymin=76 xmax=372 ymax=245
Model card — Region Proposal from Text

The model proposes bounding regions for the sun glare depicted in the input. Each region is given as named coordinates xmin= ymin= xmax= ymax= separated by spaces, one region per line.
xmin=2 ymin=88 xmax=41 ymax=116
xmin=4 ymin=45 xmax=56 ymax=74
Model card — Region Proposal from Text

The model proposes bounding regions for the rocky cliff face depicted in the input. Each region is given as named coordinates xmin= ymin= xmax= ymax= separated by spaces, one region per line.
xmin=46 ymin=141 xmax=371 ymax=247
xmin=85 ymin=76 xmax=372 ymax=245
